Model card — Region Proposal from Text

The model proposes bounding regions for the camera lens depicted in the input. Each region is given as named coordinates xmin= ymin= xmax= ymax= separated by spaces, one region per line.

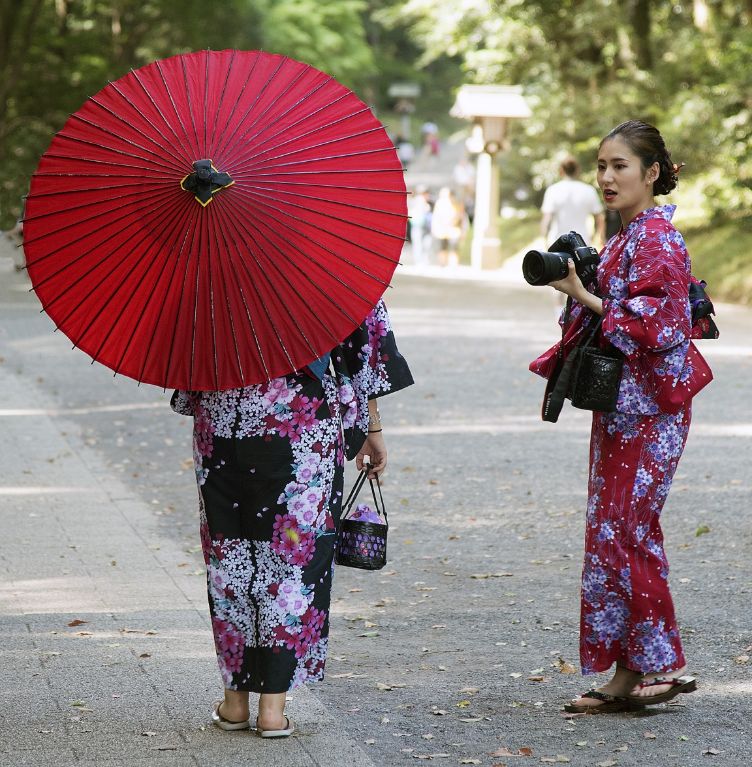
xmin=522 ymin=250 xmax=569 ymax=286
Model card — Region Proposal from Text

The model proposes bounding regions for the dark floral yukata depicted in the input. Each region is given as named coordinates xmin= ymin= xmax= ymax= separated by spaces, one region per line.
xmin=531 ymin=205 xmax=713 ymax=675
xmin=172 ymin=300 xmax=412 ymax=693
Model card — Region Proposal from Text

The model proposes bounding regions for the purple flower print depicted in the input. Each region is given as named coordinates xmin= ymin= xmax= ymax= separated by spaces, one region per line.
xmin=618 ymin=566 xmax=632 ymax=597
xmin=585 ymin=594 xmax=629 ymax=649
xmin=596 ymin=521 xmax=616 ymax=543
xmin=633 ymin=466 xmax=654 ymax=499
xmin=294 ymin=454 xmax=321 ymax=484
xmin=582 ymin=554 xmax=608 ymax=603
xmin=275 ymin=578 xmax=311 ymax=617
xmin=632 ymin=619 xmax=678 ymax=673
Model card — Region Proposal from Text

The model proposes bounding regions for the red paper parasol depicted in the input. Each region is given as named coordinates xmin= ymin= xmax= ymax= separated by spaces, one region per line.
xmin=23 ymin=49 xmax=407 ymax=390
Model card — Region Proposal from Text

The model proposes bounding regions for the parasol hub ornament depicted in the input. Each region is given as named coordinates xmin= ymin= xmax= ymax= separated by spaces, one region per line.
xmin=181 ymin=159 xmax=234 ymax=207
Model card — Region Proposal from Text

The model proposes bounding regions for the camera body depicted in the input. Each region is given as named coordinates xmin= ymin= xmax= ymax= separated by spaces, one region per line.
xmin=522 ymin=232 xmax=599 ymax=287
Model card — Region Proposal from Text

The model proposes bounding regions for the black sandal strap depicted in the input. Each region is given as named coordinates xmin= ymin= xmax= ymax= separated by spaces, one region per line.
xmin=580 ymin=689 xmax=627 ymax=703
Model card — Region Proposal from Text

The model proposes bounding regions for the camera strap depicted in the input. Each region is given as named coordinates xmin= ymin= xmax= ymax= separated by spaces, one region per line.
xmin=541 ymin=300 xmax=602 ymax=423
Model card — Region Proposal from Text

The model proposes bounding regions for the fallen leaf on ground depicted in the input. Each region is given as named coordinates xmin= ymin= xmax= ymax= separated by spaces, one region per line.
xmin=141 ymin=731 xmax=157 ymax=737
xmin=615 ymin=745 xmax=629 ymax=751
xmin=490 ymin=747 xmax=533 ymax=757
xmin=459 ymin=717 xmax=483 ymax=723
xmin=643 ymin=732 xmax=657 ymax=739
xmin=376 ymin=682 xmax=407 ymax=691
xmin=358 ymin=631 xmax=380 ymax=637
xmin=459 ymin=687 xmax=480 ymax=694
xmin=431 ymin=709 xmax=449 ymax=716
xmin=703 ymin=749 xmax=721 ymax=756
xmin=456 ymin=700 xmax=471 ymax=708
xmin=460 ymin=760 xmax=481 ymax=765
xmin=695 ymin=524 xmax=711 ymax=537
xmin=734 ymin=654 xmax=749 ymax=664
xmin=67 ymin=619 xmax=87 ymax=627
xmin=139 ymin=653 xmax=151 ymax=658
xmin=554 ymin=658 xmax=578 ymax=674
xmin=596 ymin=761 xmax=617 ymax=767
xmin=470 ymin=572 xmax=514 ymax=579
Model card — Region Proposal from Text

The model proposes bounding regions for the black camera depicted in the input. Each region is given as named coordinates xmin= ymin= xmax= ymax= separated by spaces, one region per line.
xmin=522 ymin=232 xmax=599 ymax=287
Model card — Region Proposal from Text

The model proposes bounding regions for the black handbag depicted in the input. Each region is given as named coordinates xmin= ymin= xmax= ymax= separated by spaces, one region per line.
xmin=542 ymin=304 xmax=624 ymax=423
xmin=335 ymin=467 xmax=388 ymax=570
xmin=568 ymin=321 xmax=624 ymax=411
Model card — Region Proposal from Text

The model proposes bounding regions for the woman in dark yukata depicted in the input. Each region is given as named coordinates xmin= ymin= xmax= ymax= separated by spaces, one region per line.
xmin=531 ymin=120 xmax=714 ymax=714
xmin=172 ymin=300 xmax=413 ymax=736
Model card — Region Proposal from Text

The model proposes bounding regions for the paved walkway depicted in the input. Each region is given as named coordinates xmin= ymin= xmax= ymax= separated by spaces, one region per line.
xmin=1 ymin=233 xmax=751 ymax=766
xmin=0 ymin=241 xmax=373 ymax=766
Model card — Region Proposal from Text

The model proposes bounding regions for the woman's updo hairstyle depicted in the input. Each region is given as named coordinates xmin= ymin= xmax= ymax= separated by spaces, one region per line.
xmin=601 ymin=120 xmax=682 ymax=196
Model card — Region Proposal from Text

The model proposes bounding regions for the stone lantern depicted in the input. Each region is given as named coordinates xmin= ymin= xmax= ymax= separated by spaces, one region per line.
xmin=451 ymin=85 xmax=531 ymax=270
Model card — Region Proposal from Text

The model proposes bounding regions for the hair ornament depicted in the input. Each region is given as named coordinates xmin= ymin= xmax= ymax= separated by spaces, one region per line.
xmin=672 ymin=162 xmax=686 ymax=175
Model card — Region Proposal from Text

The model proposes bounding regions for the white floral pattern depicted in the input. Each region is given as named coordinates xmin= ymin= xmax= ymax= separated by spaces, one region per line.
xmin=171 ymin=300 xmax=413 ymax=692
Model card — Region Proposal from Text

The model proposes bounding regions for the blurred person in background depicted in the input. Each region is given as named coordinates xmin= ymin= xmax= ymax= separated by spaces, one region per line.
xmin=541 ymin=155 xmax=605 ymax=248
xmin=430 ymin=186 xmax=463 ymax=267
xmin=407 ymin=185 xmax=432 ymax=267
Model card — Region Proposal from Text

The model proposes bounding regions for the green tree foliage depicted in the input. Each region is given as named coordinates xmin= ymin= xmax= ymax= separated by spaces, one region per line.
xmin=0 ymin=0 xmax=377 ymax=226
xmin=390 ymin=0 xmax=752 ymax=220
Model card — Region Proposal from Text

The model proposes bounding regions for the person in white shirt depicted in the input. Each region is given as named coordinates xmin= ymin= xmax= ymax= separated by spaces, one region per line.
xmin=540 ymin=156 xmax=605 ymax=247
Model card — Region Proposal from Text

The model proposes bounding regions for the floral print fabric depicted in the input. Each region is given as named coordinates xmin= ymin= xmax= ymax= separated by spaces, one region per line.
xmin=529 ymin=206 xmax=711 ymax=677
xmin=581 ymin=407 xmax=690 ymax=674
xmin=530 ymin=205 xmax=712 ymax=414
xmin=171 ymin=300 xmax=412 ymax=693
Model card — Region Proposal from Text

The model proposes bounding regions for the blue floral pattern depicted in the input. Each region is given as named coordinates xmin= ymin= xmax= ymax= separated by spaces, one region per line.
xmin=580 ymin=407 xmax=690 ymax=675
xmin=530 ymin=205 xmax=713 ymax=413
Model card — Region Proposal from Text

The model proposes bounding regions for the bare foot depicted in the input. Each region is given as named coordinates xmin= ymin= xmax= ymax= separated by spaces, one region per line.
xmin=629 ymin=666 xmax=688 ymax=699
xmin=570 ymin=666 xmax=642 ymax=709
xmin=220 ymin=689 xmax=250 ymax=722
xmin=257 ymin=691 xmax=287 ymax=731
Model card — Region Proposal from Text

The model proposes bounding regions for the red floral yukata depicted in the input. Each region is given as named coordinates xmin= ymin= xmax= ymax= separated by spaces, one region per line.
xmin=171 ymin=300 xmax=412 ymax=693
xmin=531 ymin=205 xmax=713 ymax=675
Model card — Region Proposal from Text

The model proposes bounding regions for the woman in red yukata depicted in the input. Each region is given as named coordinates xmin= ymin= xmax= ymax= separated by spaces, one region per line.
xmin=530 ymin=120 xmax=714 ymax=714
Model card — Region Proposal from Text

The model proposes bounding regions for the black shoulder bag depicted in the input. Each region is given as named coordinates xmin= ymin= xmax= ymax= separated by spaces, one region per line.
xmin=542 ymin=299 xmax=624 ymax=423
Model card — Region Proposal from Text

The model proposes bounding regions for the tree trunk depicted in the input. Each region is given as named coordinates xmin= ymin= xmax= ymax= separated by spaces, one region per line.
xmin=0 ymin=0 xmax=44 ymax=141
xmin=629 ymin=0 xmax=652 ymax=71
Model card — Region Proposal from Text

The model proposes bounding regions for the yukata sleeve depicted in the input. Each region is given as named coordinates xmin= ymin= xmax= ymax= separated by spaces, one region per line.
xmin=601 ymin=223 xmax=691 ymax=359
xmin=332 ymin=299 xmax=414 ymax=460
xmin=170 ymin=390 xmax=199 ymax=416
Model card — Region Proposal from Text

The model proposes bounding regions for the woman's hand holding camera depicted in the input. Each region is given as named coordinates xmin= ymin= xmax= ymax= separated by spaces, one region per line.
xmin=549 ymin=260 xmax=604 ymax=316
